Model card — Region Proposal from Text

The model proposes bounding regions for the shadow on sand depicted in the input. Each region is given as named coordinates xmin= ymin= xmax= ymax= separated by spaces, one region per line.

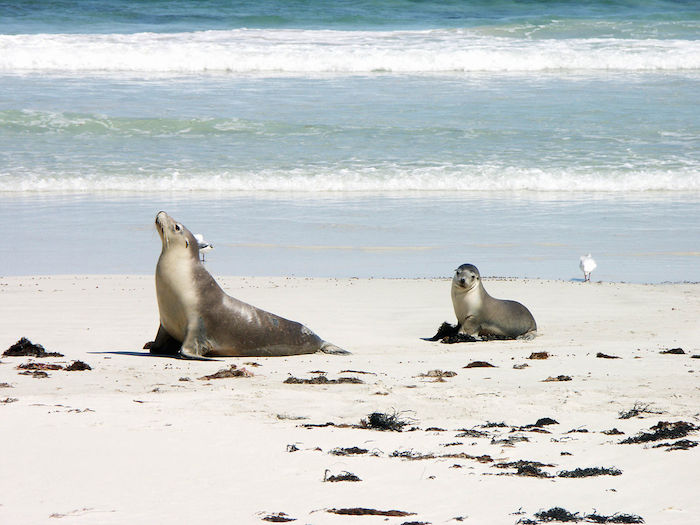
xmin=88 ymin=350 xmax=175 ymax=359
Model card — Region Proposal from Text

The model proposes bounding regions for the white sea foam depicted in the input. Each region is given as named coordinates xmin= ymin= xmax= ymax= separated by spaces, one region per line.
xmin=1 ymin=29 xmax=699 ymax=74
xmin=2 ymin=165 xmax=698 ymax=193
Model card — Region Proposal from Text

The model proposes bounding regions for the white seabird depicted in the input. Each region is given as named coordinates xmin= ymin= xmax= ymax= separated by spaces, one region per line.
xmin=579 ymin=253 xmax=597 ymax=282
xmin=194 ymin=233 xmax=213 ymax=262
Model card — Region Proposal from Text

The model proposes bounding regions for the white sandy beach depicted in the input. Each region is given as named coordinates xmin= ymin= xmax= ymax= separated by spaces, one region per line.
xmin=0 ymin=275 xmax=698 ymax=524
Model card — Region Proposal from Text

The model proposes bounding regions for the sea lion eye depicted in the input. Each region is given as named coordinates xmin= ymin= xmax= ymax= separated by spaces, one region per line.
xmin=175 ymin=224 xmax=181 ymax=231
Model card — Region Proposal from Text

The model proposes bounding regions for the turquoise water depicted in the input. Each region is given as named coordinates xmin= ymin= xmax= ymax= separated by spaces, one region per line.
xmin=0 ymin=1 xmax=698 ymax=281
xmin=2 ymin=1 xmax=699 ymax=36
xmin=1 ymin=73 xmax=698 ymax=192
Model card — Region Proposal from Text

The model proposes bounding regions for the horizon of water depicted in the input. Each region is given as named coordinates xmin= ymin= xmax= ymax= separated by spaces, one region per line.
xmin=1 ymin=1 xmax=698 ymax=282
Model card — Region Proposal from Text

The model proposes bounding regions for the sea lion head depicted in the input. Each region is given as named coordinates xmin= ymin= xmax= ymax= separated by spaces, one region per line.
xmin=452 ymin=263 xmax=481 ymax=292
xmin=155 ymin=211 xmax=199 ymax=259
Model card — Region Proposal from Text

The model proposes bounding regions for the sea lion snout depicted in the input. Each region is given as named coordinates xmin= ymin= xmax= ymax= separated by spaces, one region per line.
xmin=155 ymin=211 xmax=172 ymax=238
xmin=155 ymin=211 xmax=183 ymax=235
xmin=155 ymin=210 xmax=169 ymax=225
xmin=155 ymin=211 xmax=168 ymax=230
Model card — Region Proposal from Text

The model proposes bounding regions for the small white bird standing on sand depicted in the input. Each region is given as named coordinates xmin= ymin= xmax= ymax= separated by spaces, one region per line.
xmin=579 ymin=253 xmax=597 ymax=282
xmin=194 ymin=233 xmax=213 ymax=262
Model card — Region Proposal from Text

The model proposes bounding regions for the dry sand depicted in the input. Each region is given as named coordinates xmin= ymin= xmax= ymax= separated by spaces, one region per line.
xmin=0 ymin=275 xmax=698 ymax=524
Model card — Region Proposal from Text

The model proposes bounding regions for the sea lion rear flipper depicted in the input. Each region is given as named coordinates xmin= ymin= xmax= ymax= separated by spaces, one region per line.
xmin=319 ymin=341 xmax=350 ymax=355
xmin=516 ymin=330 xmax=537 ymax=341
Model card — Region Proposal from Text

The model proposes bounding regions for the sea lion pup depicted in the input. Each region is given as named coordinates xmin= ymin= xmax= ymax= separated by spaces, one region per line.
xmin=451 ymin=263 xmax=537 ymax=340
xmin=144 ymin=211 xmax=348 ymax=359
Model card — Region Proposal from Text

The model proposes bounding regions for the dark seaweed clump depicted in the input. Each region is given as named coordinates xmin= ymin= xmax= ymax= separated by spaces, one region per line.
xmin=18 ymin=362 xmax=62 ymax=370
xmin=19 ymin=360 xmax=92 ymax=371
xmin=495 ymin=461 xmax=554 ymax=469
xmin=391 ymin=450 xmax=435 ymax=460
xmin=3 ymin=338 xmax=63 ymax=357
xmin=620 ymin=421 xmax=698 ymax=444
xmin=327 ymin=508 xmax=414 ymax=517
xmin=455 ymin=429 xmax=488 ymax=438
xmin=390 ymin=449 xmax=493 ymax=464
xmin=199 ymin=365 xmax=252 ymax=380
xmin=463 ymin=361 xmax=495 ymax=368
xmin=659 ymin=347 xmax=684 ymax=355
xmin=324 ymin=470 xmax=361 ymax=482
xmin=19 ymin=370 xmax=49 ymax=378
xmin=557 ymin=467 xmax=622 ymax=478
xmin=534 ymin=507 xmax=580 ymax=522
xmin=441 ymin=333 xmax=478 ymax=344
xmin=419 ymin=369 xmax=457 ymax=381
xmin=515 ymin=464 xmax=553 ymax=478
xmin=495 ymin=460 xmax=554 ymax=478
xmin=524 ymin=507 xmax=645 ymax=523
xmin=65 ymin=360 xmax=92 ymax=371
xmin=527 ymin=417 xmax=559 ymax=428
xmin=361 ymin=411 xmax=411 ymax=431
xmin=301 ymin=421 xmax=338 ymax=429
xmin=602 ymin=428 xmax=625 ymax=435
xmin=542 ymin=375 xmax=572 ymax=382
xmin=617 ymin=402 xmax=661 ymax=420
xmin=423 ymin=321 xmax=459 ymax=341
xmin=284 ymin=375 xmax=363 ymax=385
xmin=585 ymin=514 xmax=644 ymax=524
xmin=481 ymin=421 xmax=508 ymax=428
xmin=652 ymin=439 xmax=698 ymax=451
xmin=491 ymin=434 xmax=530 ymax=446
xmin=329 ymin=446 xmax=368 ymax=456
xmin=261 ymin=512 xmax=296 ymax=522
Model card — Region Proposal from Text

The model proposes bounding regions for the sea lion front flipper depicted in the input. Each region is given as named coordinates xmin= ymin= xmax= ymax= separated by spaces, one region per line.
xmin=144 ymin=324 xmax=181 ymax=355
xmin=458 ymin=317 xmax=480 ymax=337
xmin=178 ymin=339 xmax=217 ymax=360
xmin=178 ymin=319 xmax=217 ymax=360
xmin=178 ymin=349 xmax=216 ymax=361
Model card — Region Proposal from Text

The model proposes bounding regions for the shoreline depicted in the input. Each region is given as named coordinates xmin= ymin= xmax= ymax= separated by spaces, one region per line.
xmin=2 ymin=193 xmax=699 ymax=283
xmin=1 ymin=275 xmax=698 ymax=524
xmin=3 ymin=272 xmax=700 ymax=284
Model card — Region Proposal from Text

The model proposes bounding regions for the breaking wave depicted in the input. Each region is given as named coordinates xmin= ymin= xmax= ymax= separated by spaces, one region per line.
xmin=2 ymin=164 xmax=698 ymax=193
xmin=2 ymin=29 xmax=699 ymax=75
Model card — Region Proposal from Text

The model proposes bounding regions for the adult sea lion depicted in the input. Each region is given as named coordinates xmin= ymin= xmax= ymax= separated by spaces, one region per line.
xmin=144 ymin=211 xmax=348 ymax=358
xmin=451 ymin=263 xmax=537 ymax=340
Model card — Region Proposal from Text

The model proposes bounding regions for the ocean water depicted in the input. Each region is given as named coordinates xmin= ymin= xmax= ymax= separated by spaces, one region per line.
xmin=1 ymin=1 xmax=698 ymax=282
